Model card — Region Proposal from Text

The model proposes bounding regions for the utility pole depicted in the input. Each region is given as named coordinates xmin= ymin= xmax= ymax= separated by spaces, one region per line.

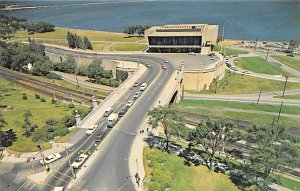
xmin=282 ymin=76 xmax=289 ymax=98
xmin=277 ymin=101 xmax=284 ymax=122
xmin=266 ymin=49 xmax=270 ymax=60
xmin=65 ymin=146 xmax=76 ymax=179
xmin=221 ymin=19 xmax=225 ymax=42
xmin=256 ymin=89 xmax=261 ymax=104
xmin=255 ymin=38 xmax=258 ymax=51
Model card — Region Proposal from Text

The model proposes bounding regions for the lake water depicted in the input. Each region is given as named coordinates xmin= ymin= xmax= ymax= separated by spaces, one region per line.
xmin=3 ymin=0 xmax=300 ymax=41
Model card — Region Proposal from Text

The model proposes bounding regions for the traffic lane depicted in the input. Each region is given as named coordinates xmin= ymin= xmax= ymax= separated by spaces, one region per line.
xmin=80 ymin=61 xmax=172 ymax=190
xmin=47 ymin=61 xmax=161 ymax=189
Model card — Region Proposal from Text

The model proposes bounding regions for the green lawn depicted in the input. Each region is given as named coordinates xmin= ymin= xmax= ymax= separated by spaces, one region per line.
xmin=176 ymin=99 xmax=300 ymax=115
xmin=109 ymin=43 xmax=147 ymax=51
xmin=235 ymin=57 xmax=292 ymax=76
xmin=274 ymin=94 xmax=300 ymax=100
xmin=213 ymin=45 xmax=248 ymax=56
xmin=15 ymin=28 xmax=144 ymax=42
xmin=93 ymin=42 xmax=111 ymax=51
xmin=280 ymin=176 xmax=300 ymax=191
xmin=272 ymin=55 xmax=300 ymax=72
xmin=0 ymin=79 xmax=87 ymax=152
xmin=194 ymin=70 xmax=300 ymax=95
xmin=143 ymin=147 xmax=239 ymax=191
xmin=175 ymin=107 xmax=300 ymax=128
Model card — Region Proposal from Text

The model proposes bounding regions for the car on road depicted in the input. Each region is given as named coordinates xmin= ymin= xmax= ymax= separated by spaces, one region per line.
xmin=118 ymin=107 xmax=128 ymax=117
xmin=103 ymin=108 xmax=113 ymax=117
xmin=40 ymin=153 xmax=62 ymax=165
xmin=162 ymin=65 xmax=167 ymax=69
xmin=133 ymin=91 xmax=142 ymax=99
xmin=126 ymin=100 xmax=134 ymax=108
xmin=86 ymin=125 xmax=98 ymax=135
xmin=140 ymin=83 xmax=148 ymax=91
xmin=95 ymin=132 xmax=105 ymax=142
xmin=133 ymin=81 xmax=141 ymax=87
xmin=107 ymin=113 xmax=119 ymax=128
xmin=52 ymin=187 xmax=64 ymax=191
xmin=164 ymin=60 xmax=168 ymax=63
xmin=71 ymin=154 xmax=88 ymax=169
xmin=146 ymin=64 xmax=151 ymax=67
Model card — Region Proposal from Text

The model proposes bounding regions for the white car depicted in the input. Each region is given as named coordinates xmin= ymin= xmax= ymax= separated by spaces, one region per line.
xmin=71 ymin=154 xmax=88 ymax=169
xmin=52 ymin=187 xmax=64 ymax=191
xmin=40 ymin=153 xmax=62 ymax=165
xmin=140 ymin=83 xmax=148 ymax=91
xmin=126 ymin=100 xmax=134 ymax=107
xmin=86 ymin=125 xmax=98 ymax=135
xmin=133 ymin=91 xmax=141 ymax=99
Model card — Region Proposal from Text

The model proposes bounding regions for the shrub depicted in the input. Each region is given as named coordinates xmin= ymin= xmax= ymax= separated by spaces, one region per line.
xmin=40 ymin=97 xmax=46 ymax=102
xmin=45 ymin=119 xmax=57 ymax=126
xmin=63 ymin=115 xmax=76 ymax=127
xmin=46 ymin=72 xmax=61 ymax=80
xmin=51 ymin=99 xmax=57 ymax=104
xmin=35 ymin=94 xmax=40 ymax=99
xmin=22 ymin=93 xmax=28 ymax=100
xmin=68 ymin=104 xmax=75 ymax=108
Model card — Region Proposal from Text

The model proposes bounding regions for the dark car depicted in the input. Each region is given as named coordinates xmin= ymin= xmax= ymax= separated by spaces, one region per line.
xmin=95 ymin=132 xmax=105 ymax=142
xmin=118 ymin=107 xmax=128 ymax=117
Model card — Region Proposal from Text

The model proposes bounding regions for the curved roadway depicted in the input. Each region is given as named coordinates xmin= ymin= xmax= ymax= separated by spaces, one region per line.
xmin=41 ymin=46 xmax=175 ymax=191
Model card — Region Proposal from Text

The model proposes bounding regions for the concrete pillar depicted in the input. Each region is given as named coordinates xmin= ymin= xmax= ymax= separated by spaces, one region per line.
xmin=75 ymin=110 xmax=81 ymax=128
xmin=92 ymin=95 xmax=97 ymax=110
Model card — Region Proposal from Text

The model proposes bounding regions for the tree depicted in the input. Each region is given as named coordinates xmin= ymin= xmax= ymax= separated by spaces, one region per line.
xmin=22 ymin=111 xmax=33 ymax=137
xmin=289 ymin=40 xmax=300 ymax=50
xmin=66 ymin=31 xmax=76 ymax=49
xmin=188 ymin=118 xmax=237 ymax=170
xmin=0 ymin=112 xmax=17 ymax=156
xmin=244 ymin=124 xmax=300 ymax=189
xmin=148 ymin=105 xmax=185 ymax=151
xmin=83 ymin=36 xmax=93 ymax=50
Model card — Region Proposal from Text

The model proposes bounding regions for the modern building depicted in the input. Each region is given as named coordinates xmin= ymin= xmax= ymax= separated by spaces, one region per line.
xmin=145 ymin=24 xmax=218 ymax=54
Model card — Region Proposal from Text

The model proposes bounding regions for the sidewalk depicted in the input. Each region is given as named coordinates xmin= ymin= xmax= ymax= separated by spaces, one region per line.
xmin=128 ymin=70 xmax=179 ymax=191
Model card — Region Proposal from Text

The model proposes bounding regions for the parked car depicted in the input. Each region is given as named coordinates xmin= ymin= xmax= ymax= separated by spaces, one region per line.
xmin=86 ymin=125 xmax=98 ymax=135
xmin=71 ymin=154 xmax=88 ymax=169
xmin=146 ymin=64 xmax=151 ymax=67
xmin=40 ymin=153 xmax=62 ymax=165
xmin=164 ymin=60 xmax=168 ymax=63
xmin=133 ymin=81 xmax=141 ymax=87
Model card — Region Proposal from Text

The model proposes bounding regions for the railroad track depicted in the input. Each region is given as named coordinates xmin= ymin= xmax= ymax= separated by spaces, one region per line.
xmin=179 ymin=111 xmax=300 ymax=136
xmin=0 ymin=67 xmax=106 ymax=104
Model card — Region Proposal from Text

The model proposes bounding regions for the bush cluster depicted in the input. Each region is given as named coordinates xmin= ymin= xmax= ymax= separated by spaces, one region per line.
xmin=146 ymin=149 xmax=173 ymax=191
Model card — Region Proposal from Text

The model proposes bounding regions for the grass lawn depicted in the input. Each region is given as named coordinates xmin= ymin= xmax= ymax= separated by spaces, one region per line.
xmin=15 ymin=28 xmax=143 ymax=42
xmin=235 ymin=57 xmax=292 ymax=76
xmin=177 ymin=99 xmax=300 ymax=115
xmin=54 ymin=128 xmax=78 ymax=143
xmin=93 ymin=42 xmax=111 ymax=51
xmin=280 ymin=176 xmax=300 ymax=191
xmin=194 ymin=70 xmax=300 ymax=95
xmin=274 ymin=94 xmax=300 ymax=100
xmin=109 ymin=43 xmax=147 ymax=51
xmin=272 ymin=55 xmax=300 ymax=72
xmin=176 ymin=107 xmax=300 ymax=128
xmin=213 ymin=45 xmax=248 ymax=56
xmin=143 ymin=147 xmax=239 ymax=191
xmin=0 ymin=79 xmax=87 ymax=152
xmin=27 ymin=74 xmax=109 ymax=97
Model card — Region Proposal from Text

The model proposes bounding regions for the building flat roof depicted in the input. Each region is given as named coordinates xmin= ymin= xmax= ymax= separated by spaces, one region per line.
xmin=147 ymin=24 xmax=217 ymax=37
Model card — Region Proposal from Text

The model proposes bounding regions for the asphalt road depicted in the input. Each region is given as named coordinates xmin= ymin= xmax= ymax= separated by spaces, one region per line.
xmin=39 ymin=47 xmax=174 ymax=191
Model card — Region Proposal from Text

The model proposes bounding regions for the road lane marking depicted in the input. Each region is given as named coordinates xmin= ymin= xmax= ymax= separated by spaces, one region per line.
xmin=16 ymin=178 xmax=29 ymax=191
